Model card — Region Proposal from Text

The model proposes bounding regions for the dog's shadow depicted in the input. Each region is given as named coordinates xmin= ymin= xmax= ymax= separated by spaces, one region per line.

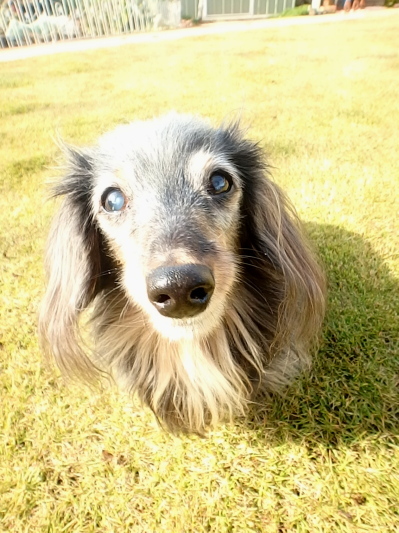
xmin=246 ymin=223 xmax=399 ymax=446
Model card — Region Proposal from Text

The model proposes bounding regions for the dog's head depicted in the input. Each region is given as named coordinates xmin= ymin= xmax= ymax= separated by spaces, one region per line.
xmin=91 ymin=114 xmax=252 ymax=341
xmin=39 ymin=114 xmax=325 ymax=433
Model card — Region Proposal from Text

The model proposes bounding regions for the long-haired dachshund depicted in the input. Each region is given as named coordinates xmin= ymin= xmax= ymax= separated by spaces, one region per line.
xmin=39 ymin=113 xmax=325 ymax=434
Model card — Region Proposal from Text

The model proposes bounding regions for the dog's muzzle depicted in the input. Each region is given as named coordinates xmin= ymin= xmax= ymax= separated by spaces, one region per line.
xmin=146 ymin=264 xmax=215 ymax=319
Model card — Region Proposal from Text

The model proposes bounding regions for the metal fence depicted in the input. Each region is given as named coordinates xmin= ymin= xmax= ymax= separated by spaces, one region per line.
xmin=0 ymin=0 xmax=182 ymax=48
xmin=203 ymin=0 xmax=295 ymax=19
xmin=1 ymin=0 xmax=297 ymax=49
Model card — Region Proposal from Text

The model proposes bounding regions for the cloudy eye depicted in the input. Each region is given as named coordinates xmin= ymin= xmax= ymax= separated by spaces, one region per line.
xmin=209 ymin=172 xmax=233 ymax=195
xmin=101 ymin=188 xmax=126 ymax=212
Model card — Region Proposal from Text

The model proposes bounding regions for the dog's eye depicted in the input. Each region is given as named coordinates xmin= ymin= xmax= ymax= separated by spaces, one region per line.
xmin=101 ymin=188 xmax=126 ymax=212
xmin=209 ymin=172 xmax=233 ymax=195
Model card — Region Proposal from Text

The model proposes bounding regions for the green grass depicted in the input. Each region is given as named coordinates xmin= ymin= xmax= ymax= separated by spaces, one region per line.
xmin=278 ymin=5 xmax=309 ymax=17
xmin=1 ymin=14 xmax=399 ymax=533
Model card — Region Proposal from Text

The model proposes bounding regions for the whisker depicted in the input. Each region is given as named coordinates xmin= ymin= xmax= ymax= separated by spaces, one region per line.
xmin=90 ymin=268 xmax=120 ymax=281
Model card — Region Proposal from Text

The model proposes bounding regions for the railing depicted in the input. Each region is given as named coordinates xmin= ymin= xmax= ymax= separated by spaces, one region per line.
xmin=0 ymin=0 xmax=181 ymax=48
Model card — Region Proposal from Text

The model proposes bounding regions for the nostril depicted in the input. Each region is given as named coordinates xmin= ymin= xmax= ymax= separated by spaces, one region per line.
xmin=155 ymin=294 xmax=171 ymax=305
xmin=190 ymin=287 xmax=209 ymax=303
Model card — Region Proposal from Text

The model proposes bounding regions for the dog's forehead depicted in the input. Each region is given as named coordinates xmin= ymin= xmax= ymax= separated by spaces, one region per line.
xmin=98 ymin=114 xmax=214 ymax=162
xmin=96 ymin=114 xmax=241 ymax=191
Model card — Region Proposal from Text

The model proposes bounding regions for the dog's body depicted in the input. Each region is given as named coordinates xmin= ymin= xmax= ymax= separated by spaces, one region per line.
xmin=39 ymin=114 xmax=325 ymax=433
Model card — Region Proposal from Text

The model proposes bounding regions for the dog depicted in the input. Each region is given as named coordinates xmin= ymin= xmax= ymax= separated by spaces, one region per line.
xmin=39 ymin=113 xmax=326 ymax=434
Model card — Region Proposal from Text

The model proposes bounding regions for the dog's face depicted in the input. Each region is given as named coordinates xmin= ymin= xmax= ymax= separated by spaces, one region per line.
xmin=91 ymin=116 xmax=244 ymax=341
xmin=40 ymin=113 xmax=325 ymax=433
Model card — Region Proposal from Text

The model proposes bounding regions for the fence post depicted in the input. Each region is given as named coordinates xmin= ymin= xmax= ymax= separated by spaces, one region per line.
xmin=249 ymin=0 xmax=254 ymax=16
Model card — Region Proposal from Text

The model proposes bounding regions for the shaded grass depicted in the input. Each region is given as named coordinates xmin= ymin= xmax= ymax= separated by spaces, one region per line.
xmin=1 ymin=14 xmax=399 ymax=533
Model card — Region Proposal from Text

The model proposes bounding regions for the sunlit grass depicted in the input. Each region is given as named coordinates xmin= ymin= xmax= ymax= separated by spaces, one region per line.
xmin=1 ymin=14 xmax=398 ymax=532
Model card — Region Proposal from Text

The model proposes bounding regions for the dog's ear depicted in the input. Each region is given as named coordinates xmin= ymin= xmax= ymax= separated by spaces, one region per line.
xmin=226 ymin=127 xmax=326 ymax=370
xmin=39 ymin=146 xmax=109 ymax=381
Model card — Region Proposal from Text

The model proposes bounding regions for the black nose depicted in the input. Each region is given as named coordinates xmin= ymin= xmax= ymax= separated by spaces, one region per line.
xmin=146 ymin=264 xmax=215 ymax=319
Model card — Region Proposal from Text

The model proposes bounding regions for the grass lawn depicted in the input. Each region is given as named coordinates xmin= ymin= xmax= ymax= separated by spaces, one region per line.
xmin=1 ymin=13 xmax=399 ymax=533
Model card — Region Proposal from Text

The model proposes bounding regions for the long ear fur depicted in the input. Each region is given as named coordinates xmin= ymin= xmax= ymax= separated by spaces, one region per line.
xmin=38 ymin=147 xmax=112 ymax=382
xmin=223 ymin=124 xmax=326 ymax=390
